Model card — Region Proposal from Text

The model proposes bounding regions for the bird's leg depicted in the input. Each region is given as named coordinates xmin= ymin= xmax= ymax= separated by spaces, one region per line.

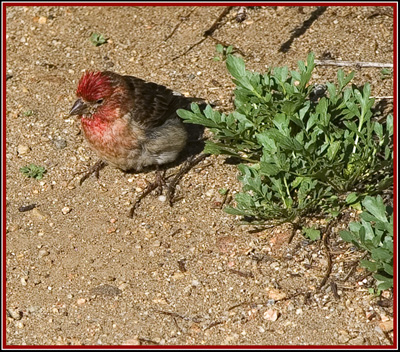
xmin=166 ymin=153 xmax=209 ymax=205
xmin=129 ymin=168 xmax=167 ymax=217
xmin=79 ymin=160 xmax=108 ymax=185
xmin=129 ymin=154 xmax=209 ymax=217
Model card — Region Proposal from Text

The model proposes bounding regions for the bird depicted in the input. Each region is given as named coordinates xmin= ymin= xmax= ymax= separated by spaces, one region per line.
xmin=69 ymin=71 xmax=206 ymax=216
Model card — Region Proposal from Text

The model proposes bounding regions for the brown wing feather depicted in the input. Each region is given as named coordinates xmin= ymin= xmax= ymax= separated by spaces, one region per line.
xmin=122 ymin=75 xmax=191 ymax=129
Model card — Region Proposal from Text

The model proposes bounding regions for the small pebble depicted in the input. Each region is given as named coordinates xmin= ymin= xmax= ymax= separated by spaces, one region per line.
xmin=7 ymin=308 xmax=22 ymax=320
xmin=76 ymin=298 xmax=86 ymax=305
xmin=268 ymin=288 xmax=287 ymax=301
xmin=38 ymin=249 xmax=50 ymax=258
xmin=17 ymin=145 xmax=30 ymax=155
xmin=20 ymin=277 xmax=27 ymax=286
xmin=379 ymin=320 xmax=393 ymax=332
xmin=205 ymin=189 xmax=214 ymax=197
xmin=38 ymin=16 xmax=47 ymax=24
xmin=349 ymin=336 xmax=365 ymax=345
xmin=263 ymin=309 xmax=279 ymax=321
xmin=61 ymin=206 xmax=71 ymax=215
xmin=53 ymin=138 xmax=67 ymax=149
xmin=338 ymin=331 xmax=350 ymax=344
xmin=122 ymin=337 xmax=141 ymax=345
xmin=158 ymin=195 xmax=167 ymax=202
xmin=31 ymin=208 xmax=47 ymax=220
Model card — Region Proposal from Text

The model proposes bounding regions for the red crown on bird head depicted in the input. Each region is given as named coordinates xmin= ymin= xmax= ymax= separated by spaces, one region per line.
xmin=76 ymin=71 xmax=113 ymax=102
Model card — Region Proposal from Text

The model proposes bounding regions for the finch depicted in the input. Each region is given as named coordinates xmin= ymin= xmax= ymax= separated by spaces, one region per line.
xmin=69 ymin=71 xmax=194 ymax=172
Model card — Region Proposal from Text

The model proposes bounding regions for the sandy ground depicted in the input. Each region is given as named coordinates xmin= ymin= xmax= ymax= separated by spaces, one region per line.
xmin=5 ymin=5 xmax=394 ymax=346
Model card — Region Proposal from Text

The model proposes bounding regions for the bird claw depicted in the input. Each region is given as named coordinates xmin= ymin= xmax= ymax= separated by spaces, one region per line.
xmin=128 ymin=153 xmax=209 ymax=217
xmin=78 ymin=160 xmax=108 ymax=186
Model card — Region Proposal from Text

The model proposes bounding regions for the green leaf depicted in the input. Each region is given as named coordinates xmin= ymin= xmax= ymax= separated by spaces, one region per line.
xmin=226 ymin=55 xmax=246 ymax=80
xmin=339 ymin=230 xmax=357 ymax=243
xmin=371 ymin=248 xmax=393 ymax=262
xmin=345 ymin=192 xmax=359 ymax=204
xmin=327 ymin=141 xmax=340 ymax=160
xmin=302 ymin=227 xmax=321 ymax=241
xmin=360 ymin=259 xmax=378 ymax=272
xmin=20 ymin=164 xmax=46 ymax=179
xmin=90 ymin=33 xmax=108 ymax=46
xmin=215 ymin=44 xmax=224 ymax=53
xmin=374 ymin=274 xmax=393 ymax=290
xmin=362 ymin=196 xmax=387 ymax=223
xmin=267 ymin=130 xmax=303 ymax=151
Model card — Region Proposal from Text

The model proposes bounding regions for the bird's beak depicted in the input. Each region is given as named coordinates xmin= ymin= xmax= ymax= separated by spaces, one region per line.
xmin=69 ymin=98 xmax=89 ymax=116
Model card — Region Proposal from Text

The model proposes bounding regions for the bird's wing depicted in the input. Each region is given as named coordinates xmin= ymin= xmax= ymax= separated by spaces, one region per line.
xmin=123 ymin=75 xmax=191 ymax=129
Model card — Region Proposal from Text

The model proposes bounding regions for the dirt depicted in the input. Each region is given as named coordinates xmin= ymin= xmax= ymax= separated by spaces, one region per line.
xmin=5 ymin=5 xmax=394 ymax=346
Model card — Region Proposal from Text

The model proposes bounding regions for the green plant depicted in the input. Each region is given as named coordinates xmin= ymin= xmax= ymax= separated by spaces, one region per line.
xmin=23 ymin=110 xmax=34 ymax=117
xmin=303 ymin=226 xmax=321 ymax=241
xmin=214 ymin=44 xmax=233 ymax=61
xmin=340 ymin=196 xmax=393 ymax=290
xmin=177 ymin=53 xmax=393 ymax=224
xmin=90 ymin=33 xmax=108 ymax=47
xmin=380 ymin=68 xmax=392 ymax=80
xmin=20 ymin=164 xmax=46 ymax=179
xmin=218 ymin=188 xmax=228 ymax=195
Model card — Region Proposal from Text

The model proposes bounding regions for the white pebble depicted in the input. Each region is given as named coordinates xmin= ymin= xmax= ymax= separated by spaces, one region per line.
xmin=17 ymin=145 xmax=30 ymax=155
xmin=158 ymin=195 xmax=167 ymax=202
xmin=61 ymin=206 xmax=71 ymax=215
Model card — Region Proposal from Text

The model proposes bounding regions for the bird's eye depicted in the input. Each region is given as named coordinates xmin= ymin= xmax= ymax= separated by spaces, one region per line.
xmin=96 ymin=99 xmax=104 ymax=104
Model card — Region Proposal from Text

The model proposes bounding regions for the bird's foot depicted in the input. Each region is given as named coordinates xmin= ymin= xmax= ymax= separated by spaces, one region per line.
xmin=76 ymin=160 xmax=108 ymax=186
xmin=129 ymin=169 xmax=167 ymax=217
xmin=129 ymin=154 xmax=209 ymax=217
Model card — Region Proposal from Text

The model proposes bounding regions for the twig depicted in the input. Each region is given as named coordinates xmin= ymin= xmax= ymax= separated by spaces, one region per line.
xmin=164 ymin=8 xmax=196 ymax=41
xmin=319 ymin=231 xmax=332 ymax=290
xmin=171 ymin=37 xmax=206 ymax=61
xmin=373 ymin=96 xmax=394 ymax=100
xmin=318 ymin=215 xmax=343 ymax=290
xmin=171 ymin=6 xmax=234 ymax=61
xmin=228 ymin=269 xmax=254 ymax=278
xmin=138 ymin=338 xmax=160 ymax=345
xmin=288 ymin=222 xmax=301 ymax=244
xmin=203 ymin=6 xmax=233 ymax=37
xmin=204 ymin=321 xmax=224 ymax=330
xmin=315 ymin=60 xmax=393 ymax=68
xmin=342 ymin=251 xmax=368 ymax=282
xmin=330 ymin=280 xmax=340 ymax=299
xmin=18 ymin=204 xmax=37 ymax=212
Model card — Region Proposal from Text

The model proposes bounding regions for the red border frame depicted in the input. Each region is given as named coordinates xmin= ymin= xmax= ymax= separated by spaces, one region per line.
xmin=2 ymin=1 xmax=397 ymax=350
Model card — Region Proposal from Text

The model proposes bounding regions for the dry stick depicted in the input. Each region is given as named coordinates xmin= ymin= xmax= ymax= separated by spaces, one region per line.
xmin=171 ymin=6 xmax=234 ymax=61
xmin=164 ymin=8 xmax=196 ymax=41
xmin=315 ymin=60 xmax=393 ymax=68
xmin=318 ymin=215 xmax=343 ymax=290
xmin=374 ymin=96 xmax=394 ymax=100
xmin=319 ymin=231 xmax=333 ymax=290
xmin=203 ymin=6 xmax=234 ymax=37
xmin=171 ymin=37 xmax=206 ymax=62
xmin=342 ymin=251 xmax=369 ymax=282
